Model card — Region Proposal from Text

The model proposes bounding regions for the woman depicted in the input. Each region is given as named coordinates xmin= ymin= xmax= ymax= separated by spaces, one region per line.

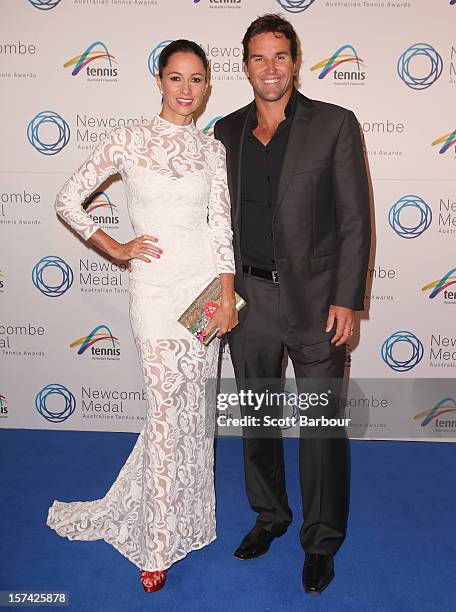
xmin=46 ymin=40 xmax=237 ymax=592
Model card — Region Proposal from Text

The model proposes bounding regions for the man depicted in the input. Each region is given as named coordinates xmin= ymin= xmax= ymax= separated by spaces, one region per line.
xmin=214 ymin=14 xmax=371 ymax=595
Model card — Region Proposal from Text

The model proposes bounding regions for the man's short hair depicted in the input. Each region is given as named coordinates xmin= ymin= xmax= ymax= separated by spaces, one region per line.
xmin=242 ymin=13 xmax=298 ymax=63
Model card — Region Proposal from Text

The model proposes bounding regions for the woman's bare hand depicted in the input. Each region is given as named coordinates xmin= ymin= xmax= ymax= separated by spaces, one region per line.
xmin=205 ymin=299 xmax=238 ymax=338
xmin=112 ymin=234 xmax=162 ymax=264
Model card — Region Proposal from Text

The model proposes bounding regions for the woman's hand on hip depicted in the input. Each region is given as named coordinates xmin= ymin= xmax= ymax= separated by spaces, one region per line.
xmin=113 ymin=234 xmax=162 ymax=264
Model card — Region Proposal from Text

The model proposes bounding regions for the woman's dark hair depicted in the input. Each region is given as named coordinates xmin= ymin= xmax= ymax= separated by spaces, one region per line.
xmin=242 ymin=14 xmax=298 ymax=63
xmin=158 ymin=39 xmax=209 ymax=78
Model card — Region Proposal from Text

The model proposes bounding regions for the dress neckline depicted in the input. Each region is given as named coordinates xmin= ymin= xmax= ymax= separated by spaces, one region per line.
xmin=154 ymin=114 xmax=196 ymax=132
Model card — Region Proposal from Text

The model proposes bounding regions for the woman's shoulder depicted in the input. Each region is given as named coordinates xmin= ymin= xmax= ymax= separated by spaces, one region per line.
xmin=198 ymin=129 xmax=225 ymax=157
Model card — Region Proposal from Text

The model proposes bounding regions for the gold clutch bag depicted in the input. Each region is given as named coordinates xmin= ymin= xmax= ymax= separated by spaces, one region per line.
xmin=178 ymin=277 xmax=246 ymax=346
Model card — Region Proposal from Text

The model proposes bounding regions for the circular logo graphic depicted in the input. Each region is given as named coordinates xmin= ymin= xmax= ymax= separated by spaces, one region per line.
xmin=27 ymin=0 xmax=62 ymax=9
xmin=27 ymin=111 xmax=70 ymax=156
xmin=381 ymin=331 xmax=424 ymax=372
xmin=388 ymin=195 xmax=432 ymax=239
xmin=397 ymin=43 xmax=443 ymax=90
xmin=36 ymin=384 xmax=76 ymax=423
xmin=275 ymin=0 xmax=316 ymax=12
xmin=148 ymin=40 xmax=174 ymax=77
xmin=32 ymin=255 xmax=74 ymax=297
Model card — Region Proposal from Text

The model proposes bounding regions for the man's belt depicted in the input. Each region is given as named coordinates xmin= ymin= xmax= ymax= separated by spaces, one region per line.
xmin=242 ymin=264 xmax=279 ymax=284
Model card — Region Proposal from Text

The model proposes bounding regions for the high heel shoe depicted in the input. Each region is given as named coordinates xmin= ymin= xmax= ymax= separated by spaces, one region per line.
xmin=140 ymin=569 xmax=168 ymax=592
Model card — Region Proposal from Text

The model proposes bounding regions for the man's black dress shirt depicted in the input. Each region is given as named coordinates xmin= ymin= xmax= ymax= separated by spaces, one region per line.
xmin=240 ymin=87 xmax=298 ymax=271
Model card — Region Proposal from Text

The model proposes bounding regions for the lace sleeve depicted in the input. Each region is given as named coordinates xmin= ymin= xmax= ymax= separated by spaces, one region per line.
xmin=207 ymin=140 xmax=235 ymax=275
xmin=55 ymin=127 xmax=129 ymax=240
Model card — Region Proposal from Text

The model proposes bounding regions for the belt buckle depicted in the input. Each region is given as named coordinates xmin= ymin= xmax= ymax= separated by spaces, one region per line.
xmin=271 ymin=270 xmax=279 ymax=283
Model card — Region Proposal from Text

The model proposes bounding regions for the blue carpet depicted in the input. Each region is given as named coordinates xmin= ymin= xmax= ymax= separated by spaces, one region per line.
xmin=0 ymin=430 xmax=454 ymax=611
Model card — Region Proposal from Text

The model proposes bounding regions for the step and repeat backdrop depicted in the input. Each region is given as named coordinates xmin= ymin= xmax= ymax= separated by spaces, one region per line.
xmin=1 ymin=0 xmax=455 ymax=440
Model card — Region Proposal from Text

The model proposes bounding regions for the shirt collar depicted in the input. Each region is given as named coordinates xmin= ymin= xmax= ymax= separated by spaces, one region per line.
xmin=249 ymin=87 xmax=298 ymax=130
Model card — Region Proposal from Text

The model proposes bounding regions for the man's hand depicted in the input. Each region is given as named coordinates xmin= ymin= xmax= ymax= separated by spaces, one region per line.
xmin=326 ymin=305 xmax=355 ymax=346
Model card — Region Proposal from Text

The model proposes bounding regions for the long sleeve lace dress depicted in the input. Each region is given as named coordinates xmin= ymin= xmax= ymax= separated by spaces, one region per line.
xmin=46 ymin=114 xmax=235 ymax=571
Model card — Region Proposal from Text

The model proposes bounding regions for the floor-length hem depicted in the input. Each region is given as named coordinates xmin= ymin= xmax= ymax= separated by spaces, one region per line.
xmin=47 ymin=507 xmax=217 ymax=572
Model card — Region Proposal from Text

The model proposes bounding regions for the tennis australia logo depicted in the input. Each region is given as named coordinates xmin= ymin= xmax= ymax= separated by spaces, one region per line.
xmin=397 ymin=43 xmax=443 ymax=90
xmin=27 ymin=111 xmax=70 ymax=155
xmin=414 ymin=398 xmax=456 ymax=432
xmin=36 ymin=384 xmax=76 ymax=423
xmin=388 ymin=195 xmax=432 ymax=239
xmin=0 ymin=394 xmax=8 ymax=418
xmin=381 ymin=331 xmax=424 ymax=372
xmin=194 ymin=0 xmax=242 ymax=8
xmin=422 ymin=268 xmax=456 ymax=303
xmin=32 ymin=256 xmax=73 ymax=297
xmin=432 ymin=129 xmax=456 ymax=156
xmin=84 ymin=191 xmax=119 ymax=228
xmin=64 ymin=41 xmax=118 ymax=81
xmin=70 ymin=325 xmax=121 ymax=360
xmin=27 ymin=0 xmax=62 ymax=9
xmin=203 ymin=116 xmax=223 ymax=137
xmin=311 ymin=45 xmax=366 ymax=85
xmin=275 ymin=0 xmax=316 ymax=12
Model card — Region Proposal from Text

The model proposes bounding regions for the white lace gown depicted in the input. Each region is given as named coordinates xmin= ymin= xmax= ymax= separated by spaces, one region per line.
xmin=46 ymin=115 xmax=235 ymax=571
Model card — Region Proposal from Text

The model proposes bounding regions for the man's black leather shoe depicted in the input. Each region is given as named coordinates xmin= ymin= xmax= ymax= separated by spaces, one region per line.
xmin=234 ymin=525 xmax=276 ymax=560
xmin=302 ymin=553 xmax=334 ymax=594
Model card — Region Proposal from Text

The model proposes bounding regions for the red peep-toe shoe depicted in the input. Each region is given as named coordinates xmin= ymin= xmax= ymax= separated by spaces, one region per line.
xmin=140 ymin=569 xmax=168 ymax=592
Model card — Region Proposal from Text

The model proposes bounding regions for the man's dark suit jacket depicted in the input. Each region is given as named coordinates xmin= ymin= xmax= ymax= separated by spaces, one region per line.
xmin=214 ymin=90 xmax=371 ymax=346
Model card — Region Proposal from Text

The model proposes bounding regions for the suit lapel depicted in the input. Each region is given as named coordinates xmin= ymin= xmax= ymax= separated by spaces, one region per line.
xmin=227 ymin=104 xmax=252 ymax=233
xmin=274 ymin=94 xmax=313 ymax=219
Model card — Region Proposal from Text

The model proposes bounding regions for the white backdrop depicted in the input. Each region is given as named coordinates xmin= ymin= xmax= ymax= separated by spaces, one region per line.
xmin=1 ymin=0 xmax=455 ymax=440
